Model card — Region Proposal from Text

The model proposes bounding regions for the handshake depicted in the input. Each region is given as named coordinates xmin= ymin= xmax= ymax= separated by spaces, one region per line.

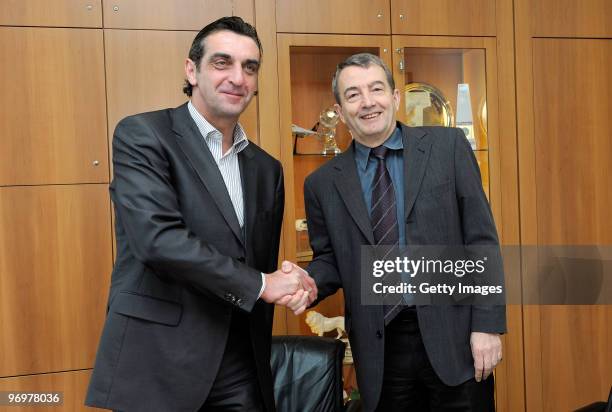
xmin=261 ymin=261 xmax=318 ymax=315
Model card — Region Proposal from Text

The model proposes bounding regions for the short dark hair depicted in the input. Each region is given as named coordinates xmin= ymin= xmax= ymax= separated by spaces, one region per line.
xmin=183 ymin=16 xmax=262 ymax=96
xmin=331 ymin=53 xmax=395 ymax=104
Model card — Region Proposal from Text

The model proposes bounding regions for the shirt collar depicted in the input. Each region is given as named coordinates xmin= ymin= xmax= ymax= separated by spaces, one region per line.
xmin=187 ymin=100 xmax=249 ymax=154
xmin=354 ymin=125 xmax=404 ymax=172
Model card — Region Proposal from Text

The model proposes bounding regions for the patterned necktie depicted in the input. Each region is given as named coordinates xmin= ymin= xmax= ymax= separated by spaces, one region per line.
xmin=371 ymin=146 xmax=399 ymax=246
xmin=370 ymin=146 xmax=403 ymax=324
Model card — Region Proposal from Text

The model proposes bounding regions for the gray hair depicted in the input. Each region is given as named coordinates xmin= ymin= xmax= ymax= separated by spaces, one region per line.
xmin=331 ymin=53 xmax=395 ymax=104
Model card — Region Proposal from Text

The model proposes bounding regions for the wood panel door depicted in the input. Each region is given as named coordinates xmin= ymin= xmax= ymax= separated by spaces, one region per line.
xmin=0 ymin=185 xmax=113 ymax=376
xmin=391 ymin=0 xmax=496 ymax=36
xmin=525 ymin=38 xmax=612 ymax=411
xmin=0 ymin=27 xmax=108 ymax=186
xmin=516 ymin=0 xmax=612 ymax=405
xmin=276 ymin=0 xmax=391 ymax=34
xmin=0 ymin=0 xmax=102 ymax=27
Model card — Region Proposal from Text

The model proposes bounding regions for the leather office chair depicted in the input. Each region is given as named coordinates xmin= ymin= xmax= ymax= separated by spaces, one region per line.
xmin=574 ymin=386 xmax=612 ymax=412
xmin=271 ymin=335 xmax=353 ymax=412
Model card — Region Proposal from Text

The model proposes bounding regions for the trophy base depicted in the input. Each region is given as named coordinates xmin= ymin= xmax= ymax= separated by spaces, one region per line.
xmin=322 ymin=147 xmax=341 ymax=156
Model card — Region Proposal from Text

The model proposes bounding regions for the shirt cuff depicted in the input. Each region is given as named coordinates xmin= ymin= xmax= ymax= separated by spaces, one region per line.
xmin=257 ymin=272 xmax=266 ymax=299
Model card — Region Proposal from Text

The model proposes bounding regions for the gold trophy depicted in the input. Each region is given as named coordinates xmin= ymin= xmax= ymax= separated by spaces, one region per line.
xmin=318 ymin=106 xmax=341 ymax=156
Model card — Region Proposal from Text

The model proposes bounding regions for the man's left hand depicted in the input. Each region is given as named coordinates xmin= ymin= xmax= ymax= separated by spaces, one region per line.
xmin=470 ymin=332 xmax=502 ymax=382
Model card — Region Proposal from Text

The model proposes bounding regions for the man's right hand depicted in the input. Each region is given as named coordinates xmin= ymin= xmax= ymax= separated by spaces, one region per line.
xmin=274 ymin=261 xmax=318 ymax=314
xmin=260 ymin=264 xmax=303 ymax=304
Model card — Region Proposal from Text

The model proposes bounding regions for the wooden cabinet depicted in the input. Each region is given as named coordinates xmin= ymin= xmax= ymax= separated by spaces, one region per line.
xmin=0 ymin=185 xmax=113 ymax=376
xmin=0 ymin=0 xmax=102 ymax=27
xmin=531 ymin=0 xmax=612 ymax=38
xmin=276 ymin=0 xmax=391 ymax=34
xmin=0 ymin=27 xmax=108 ymax=186
xmin=391 ymin=0 xmax=496 ymax=36
xmin=103 ymin=0 xmax=233 ymax=30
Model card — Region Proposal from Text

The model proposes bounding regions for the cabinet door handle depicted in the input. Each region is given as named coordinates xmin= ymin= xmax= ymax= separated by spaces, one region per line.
xmin=399 ymin=60 xmax=404 ymax=72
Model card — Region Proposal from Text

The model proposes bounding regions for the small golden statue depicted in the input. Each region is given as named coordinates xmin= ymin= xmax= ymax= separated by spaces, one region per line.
xmin=317 ymin=106 xmax=341 ymax=156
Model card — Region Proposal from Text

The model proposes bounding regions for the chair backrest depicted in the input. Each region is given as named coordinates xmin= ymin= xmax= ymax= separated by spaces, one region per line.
xmin=574 ymin=386 xmax=612 ymax=412
xmin=271 ymin=335 xmax=346 ymax=412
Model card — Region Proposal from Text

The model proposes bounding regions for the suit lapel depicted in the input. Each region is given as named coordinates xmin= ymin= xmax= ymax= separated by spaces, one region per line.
xmin=401 ymin=124 xmax=432 ymax=219
xmin=172 ymin=103 xmax=245 ymax=248
xmin=238 ymin=145 xmax=257 ymax=248
xmin=333 ymin=143 xmax=375 ymax=245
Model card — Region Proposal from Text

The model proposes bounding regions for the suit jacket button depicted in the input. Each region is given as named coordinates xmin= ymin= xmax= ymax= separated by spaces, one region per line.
xmin=376 ymin=330 xmax=383 ymax=339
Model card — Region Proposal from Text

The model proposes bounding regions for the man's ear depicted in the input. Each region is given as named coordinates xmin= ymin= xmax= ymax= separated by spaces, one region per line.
xmin=184 ymin=58 xmax=197 ymax=86
xmin=334 ymin=103 xmax=346 ymax=124
xmin=392 ymin=88 xmax=401 ymax=112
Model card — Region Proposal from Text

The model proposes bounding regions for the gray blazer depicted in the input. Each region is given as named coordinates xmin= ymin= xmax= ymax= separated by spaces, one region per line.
xmin=304 ymin=123 xmax=506 ymax=412
xmin=86 ymin=103 xmax=283 ymax=412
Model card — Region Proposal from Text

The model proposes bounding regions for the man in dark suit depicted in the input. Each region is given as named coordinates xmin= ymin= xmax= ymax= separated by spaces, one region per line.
xmin=86 ymin=17 xmax=314 ymax=412
xmin=302 ymin=53 xmax=505 ymax=411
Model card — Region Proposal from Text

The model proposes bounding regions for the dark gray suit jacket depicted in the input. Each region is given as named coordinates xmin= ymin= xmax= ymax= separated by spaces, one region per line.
xmin=304 ymin=123 xmax=506 ymax=412
xmin=86 ymin=103 xmax=284 ymax=412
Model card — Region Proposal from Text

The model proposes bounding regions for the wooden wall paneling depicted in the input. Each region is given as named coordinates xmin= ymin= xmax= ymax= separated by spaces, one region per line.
xmin=275 ymin=0 xmax=391 ymax=34
xmin=0 ymin=27 xmax=108 ymax=186
xmin=0 ymin=0 xmax=102 ymax=28
xmin=539 ymin=306 xmax=612 ymax=410
xmin=0 ymin=370 xmax=94 ymax=411
xmin=531 ymin=0 xmax=612 ymax=38
xmin=232 ymin=0 xmax=258 ymax=143
xmin=391 ymin=0 xmax=496 ymax=36
xmin=513 ymin=0 xmax=542 ymax=405
xmin=255 ymin=0 xmax=282 ymax=158
xmin=0 ymin=185 xmax=113 ymax=377
xmin=532 ymin=38 xmax=612 ymax=411
xmin=232 ymin=0 xmax=255 ymax=25
xmin=240 ymin=98 xmax=259 ymax=145
xmin=277 ymin=34 xmax=392 ymax=335
xmin=255 ymin=0 xmax=287 ymax=335
xmin=492 ymin=0 xmax=524 ymax=409
xmin=102 ymin=0 xmax=233 ymax=30
xmin=533 ymin=40 xmax=611 ymax=244
xmin=104 ymin=29 xmax=195 ymax=161
xmin=517 ymin=0 xmax=612 ymax=406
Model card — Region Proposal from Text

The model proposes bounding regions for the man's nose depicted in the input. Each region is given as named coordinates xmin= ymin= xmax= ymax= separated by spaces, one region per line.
xmin=228 ymin=65 xmax=245 ymax=86
xmin=361 ymin=91 xmax=375 ymax=107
